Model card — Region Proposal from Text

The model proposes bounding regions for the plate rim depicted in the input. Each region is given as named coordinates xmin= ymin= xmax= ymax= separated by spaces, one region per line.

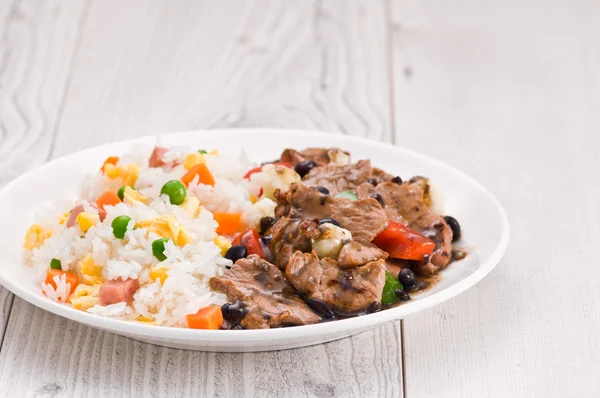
xmin=0 ymin=128 xmax=510 ymax=343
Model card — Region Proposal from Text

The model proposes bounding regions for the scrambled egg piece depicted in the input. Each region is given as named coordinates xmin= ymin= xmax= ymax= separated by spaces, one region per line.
xmin=213 ymin=236 xmax=232 ymax=256
xmin=23 ymin=224 xmax=52 ymax=250
xmin=104 ymin=163 xmax=140 ymax=187
xmin=137 ymin=215 xmax=193 ymax=246
xmin=180 ymin=196 xmax=200 ymax=218
xmin=149 ymin=267 xmax=168 ymax=284
xmin=123 ymin=186 xmax=148 ymax=206
xmin=69 ymin=283 xmax=100 ymax=311
xmin=209 ymin=149 xmax=219 ymax=157
xmin=136 ymin=315 xmax=156 ymax=325
xmin=77 ymin=212 xmax=99 ymax=232
xmin=58 ymin=211 xmax=71 ymax=225
xmin=183 ymin=153 xmax=205 ymax=170
xmin=79 ymin=255 xmax=103 ymax=285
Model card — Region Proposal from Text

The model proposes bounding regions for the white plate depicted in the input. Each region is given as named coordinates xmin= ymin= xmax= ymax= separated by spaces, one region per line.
xmin=0 ymin=129 xmax=509 ymax=352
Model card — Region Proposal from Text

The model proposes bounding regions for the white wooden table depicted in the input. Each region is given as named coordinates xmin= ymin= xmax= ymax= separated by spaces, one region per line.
xmin=0 ymin=1 xmax=598 ymax=397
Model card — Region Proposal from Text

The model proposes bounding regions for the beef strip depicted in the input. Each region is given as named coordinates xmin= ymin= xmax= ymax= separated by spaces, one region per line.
xmin=301 ymin=159 xmax=372 ymax=196
xmin=280 ymin=148 xmax=349 ymax=167
xmin=209 ymin=255 xmax=321 ymax=329
xmin=275 ymin=183 xmax=388 ymax=242
xmin=406 ymin=176 xmax=433 ymax=208
xmin=266 ymin=217 xmax=320 ymax=269
xmin=286 ymin=251 xmax=386 ymax=314
xmin=358 ymin=181 xmax=453 ymax=274
xmin=372 ymin=167 xmax=394 ymax=183
xmin=384 ymin=258 xmax=411 ymax=278
xmin=337 ymin=240 xmax=388 ymax=268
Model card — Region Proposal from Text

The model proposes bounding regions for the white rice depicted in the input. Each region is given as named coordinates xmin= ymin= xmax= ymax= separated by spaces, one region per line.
xmin=22 ymin=146 xmax=288 ymax=328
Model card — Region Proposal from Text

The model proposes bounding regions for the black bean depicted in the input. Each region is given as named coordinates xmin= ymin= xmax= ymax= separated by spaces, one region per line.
xmin=394 ymin=290 xmax=411 ymax=301
xmin=315 ymin=186 xmax=330 ymax=195
xmin=399 ymin=268 xmax=416 ymax=288
xmin=224 ymin=245 xmax=247 ymax=264
xmin=366 ymin=301 xmax=382 ymax=313
xmin=260 ymin=235 xmax=272 ymax=245
xmin=259 ymin=216 xmax=276 ymax=234
xmin=294 ymin=160 xmax=317 ymax=177
xmin=319 ymin=218 xmax=340 ymax=227
xmin=443 ymin=215 xmax=462 ymax=242
xmin=367 ymin=178 xmax=378 ymax=186
xmin=307 ymin=298 xmax=336 ymax=319
xmin=391 ymin=176 xmax=403 ymax=184
xmin=221 ymin=301 xmax=247 ymax=324
xmin=370 ymin=193 xmax=383 ymax=206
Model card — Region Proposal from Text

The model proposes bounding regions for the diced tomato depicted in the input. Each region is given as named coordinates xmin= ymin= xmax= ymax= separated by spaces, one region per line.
xmin=232 ymin=228 xmax=264 ymax=258
xmin=243 ymin=166 xmax=263 ymax=180
xmin=243 ymin=161 xmax=292 ymax=179
xmin=373 ymin=220 xmax=435 ymax=261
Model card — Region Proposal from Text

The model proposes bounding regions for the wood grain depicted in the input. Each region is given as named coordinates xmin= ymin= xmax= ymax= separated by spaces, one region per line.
xmin=391 ymin=0 xmax=600 ymax=396
xmin=0 ymin=300 xmax=402 ymax=397
xmin=52 ymin=0 xmax=392 ymax=156
xmin=0 ymin=0 xmax=90 ymax=345
xmin=0 ymin=1 xmax=402 ymax=397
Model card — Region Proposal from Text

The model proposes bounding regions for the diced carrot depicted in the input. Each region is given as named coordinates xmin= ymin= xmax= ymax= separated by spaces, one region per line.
xmin=186 ymin=305 xmax=223 ymax=330
xmin=181 ymin=163 xmax=215 ymax=187
xmin=213 ymin=212 xmax=242 ymax=235
xmin=96 ymin=190 xmax=121 ymax=210
xmin=101 ymin=156 xmax=120 ymax=173
xmin=45 ymin=269 xmax=78 ymax=296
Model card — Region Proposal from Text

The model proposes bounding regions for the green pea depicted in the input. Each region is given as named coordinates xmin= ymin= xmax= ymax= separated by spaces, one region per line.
xmin=117 ymin=186 xmax=133 ymax=201
xmin=152 ymin=238 xmax=170 ymax=261
xmin=50 ymin=258 xmax=62 ymax=270
xmin=334 ymin=190 xmax=358 ymax=200
xmin=198 ymin=149 xmax=207 ymax=155
xmin=160 ymin=180 xmax=187 ymax=205
xmin=111 ymin=215 xmax=132 ymax=239
xmin=381 ymin=272 xmax=404 ymax=306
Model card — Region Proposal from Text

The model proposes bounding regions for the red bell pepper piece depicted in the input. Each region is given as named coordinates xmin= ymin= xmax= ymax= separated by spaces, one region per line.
xmin=373 ymin=220 xmax=435 ymax=261
xmin=243 ymin=161 xmax=292 ymax=179
xmin=232 ymin=228 xmax=265 ymax=258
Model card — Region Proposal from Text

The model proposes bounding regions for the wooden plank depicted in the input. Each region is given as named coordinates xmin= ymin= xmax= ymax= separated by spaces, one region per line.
xmin=0 ymin=0 xmax=90 ymax=344
xmin=0 ymin=1 xmax=402 ymax=396
xmin=51 ymin=0 xmax=393 ymax=156
xmin=0 ymin=300 xmax=402 ymax=397
xmin=391 ymin=0 xmax=600 ymax=396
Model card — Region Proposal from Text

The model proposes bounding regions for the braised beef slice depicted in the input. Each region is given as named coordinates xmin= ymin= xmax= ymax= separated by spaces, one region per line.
xmin=302 ymin=159 xmax=373 ymax=196
xmin=286 ymin=251 xmax=386 ymax=314
xmin=280 ymin=148 xmax=349 ymax=167
xmin=406 ymin=176 xmax=433 ymax=208
xmin=266 ymin=217 xmax=320 ymax=269
xmin=372 ymin=167 xmax=394 ymax=183
xmin=384 ymin=258 xmax=411 ymax=278
xmin=360 ymin=181 xmax=452 ymax=273
xmin=337 ymin=240 xmax=388 ymax=268
xmin=275 ymin=183 xmax=387 ymax=242
xmin=209 ymin=255 xmax=321 ymax=329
